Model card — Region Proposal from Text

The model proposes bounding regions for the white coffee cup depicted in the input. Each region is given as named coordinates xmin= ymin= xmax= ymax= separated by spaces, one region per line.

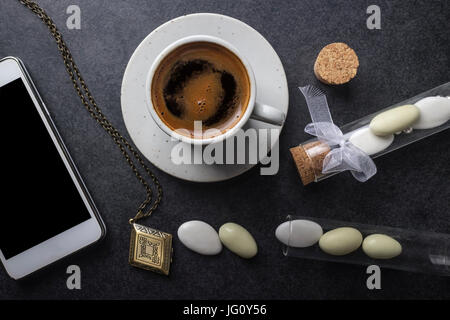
xmin=145 ymin=35 xmax=285 ymax=145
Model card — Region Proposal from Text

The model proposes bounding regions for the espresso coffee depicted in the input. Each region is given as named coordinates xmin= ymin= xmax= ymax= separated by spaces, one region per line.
xmin=151 ymin=42 xmax=251 ymax=138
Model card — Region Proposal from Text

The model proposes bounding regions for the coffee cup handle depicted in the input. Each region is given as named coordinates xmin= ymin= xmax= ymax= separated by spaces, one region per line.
xmin=250 ymin=102 xmax=286 ymax=126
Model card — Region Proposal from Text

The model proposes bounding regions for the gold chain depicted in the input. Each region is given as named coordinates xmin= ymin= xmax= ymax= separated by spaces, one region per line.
xmin=17 ymin=0 xmax=162 ymax=224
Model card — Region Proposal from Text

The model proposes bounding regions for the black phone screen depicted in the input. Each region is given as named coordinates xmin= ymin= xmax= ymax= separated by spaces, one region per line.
xmin=0 ymin=78 xmax=91 ymax=259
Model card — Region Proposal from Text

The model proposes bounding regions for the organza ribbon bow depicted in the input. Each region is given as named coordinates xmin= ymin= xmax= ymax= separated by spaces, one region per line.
xmin=299 ymin=85 xmax=377 ymax=182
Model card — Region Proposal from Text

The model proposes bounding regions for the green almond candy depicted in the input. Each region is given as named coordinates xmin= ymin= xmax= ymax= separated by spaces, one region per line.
xmin=369 ymin=105 xmax=420 ymax=136
xmin=219 ymin=223 xmax=257 ymax=259
xmin=319 ymin=227 xmax=363 ymax=256
xmin=362 ymin=234 xmax=402 ymax=259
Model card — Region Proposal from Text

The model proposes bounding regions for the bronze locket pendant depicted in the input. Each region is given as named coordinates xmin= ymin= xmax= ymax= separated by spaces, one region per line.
xmin=129 ymin=223 xmax=173 ymax=275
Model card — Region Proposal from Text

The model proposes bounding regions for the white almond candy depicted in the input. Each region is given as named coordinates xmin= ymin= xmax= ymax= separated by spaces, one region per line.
xmin=349 ymin=127 xmax=394 ymax=155
xmin=369 ymin=105 xmax=420 ymax=136
xmin=177 ymin=220 xmax=222 ymax=255
xmin=319 ymin=227 xmax=363 ymax=256
xmin=275 ymin=220 xmax=323 ymax=248
xmin=412 ymin=96 xmax=450 ymax=129
xmin=362 ymin=234 xmax=402 ymax=259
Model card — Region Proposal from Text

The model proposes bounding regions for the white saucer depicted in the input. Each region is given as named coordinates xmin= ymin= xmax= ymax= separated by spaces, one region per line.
xmin=121 ymin=13 xmax=289 ymax=182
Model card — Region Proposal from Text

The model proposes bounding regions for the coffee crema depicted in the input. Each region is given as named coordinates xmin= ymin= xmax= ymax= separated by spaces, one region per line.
xmin=151 ymin=41 xmax=251 ymax=138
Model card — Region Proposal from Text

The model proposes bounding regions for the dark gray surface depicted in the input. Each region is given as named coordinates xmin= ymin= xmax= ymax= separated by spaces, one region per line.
xmin=1 ymin=0 xmax=449 ymax=299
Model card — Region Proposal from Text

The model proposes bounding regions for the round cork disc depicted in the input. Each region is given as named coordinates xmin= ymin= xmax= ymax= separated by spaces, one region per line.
xmin=314 ymin=42 xmax=359 ymax=85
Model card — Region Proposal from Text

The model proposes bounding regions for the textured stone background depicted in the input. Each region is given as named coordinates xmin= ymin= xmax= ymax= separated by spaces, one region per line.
xmin=0 ymin=0 xmax=449 ymax=299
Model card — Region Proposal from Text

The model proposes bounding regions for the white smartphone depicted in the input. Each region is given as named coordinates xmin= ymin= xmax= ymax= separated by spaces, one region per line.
xmin=0 ymin=57 xmax=106 ymax=280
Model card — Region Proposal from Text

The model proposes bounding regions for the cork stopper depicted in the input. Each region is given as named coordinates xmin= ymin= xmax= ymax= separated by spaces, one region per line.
xmin=314 ymin=42 xmax=359 ymax=85
xmin=290 ymin=141 xmax=331 ymax=185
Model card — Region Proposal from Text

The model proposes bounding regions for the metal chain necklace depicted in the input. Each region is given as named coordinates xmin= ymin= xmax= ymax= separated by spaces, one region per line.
xmin=18 ymin=0 xmax=173 ymax=275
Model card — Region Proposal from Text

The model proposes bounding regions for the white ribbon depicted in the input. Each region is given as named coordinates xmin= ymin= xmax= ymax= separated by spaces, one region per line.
xmin=299 ymin=85 xmax=377 ymax=182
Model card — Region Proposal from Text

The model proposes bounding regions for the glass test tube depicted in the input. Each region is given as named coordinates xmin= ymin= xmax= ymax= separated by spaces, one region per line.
xmin=282 ymin=215 xmax=450 ymax=276
xmin=290 ymin=82 xmax=450 ymax=185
